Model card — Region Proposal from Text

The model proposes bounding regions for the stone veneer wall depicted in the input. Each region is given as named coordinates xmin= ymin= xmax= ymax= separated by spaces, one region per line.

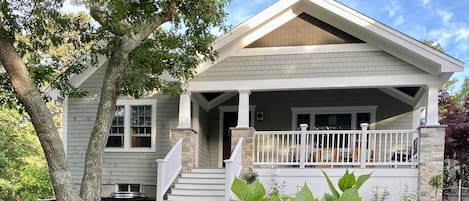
xmin=418 ymin=125 xmax=446 ymax=200
xmin=170 ymin=129 xmax=198 ymax=172
xmin=230 ymin=127 xmax=255 ymax=173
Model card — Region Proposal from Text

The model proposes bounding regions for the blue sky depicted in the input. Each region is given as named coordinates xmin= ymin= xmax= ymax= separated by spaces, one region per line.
xmin=63 ymin=0 xmax=468 ymax=89
xmin=225 ymin=0 xmax=468 ymax=89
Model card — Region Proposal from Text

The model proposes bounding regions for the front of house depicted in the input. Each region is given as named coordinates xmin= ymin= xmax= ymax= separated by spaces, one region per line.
xmin=63 ymin=0 xmax=464 ymax=200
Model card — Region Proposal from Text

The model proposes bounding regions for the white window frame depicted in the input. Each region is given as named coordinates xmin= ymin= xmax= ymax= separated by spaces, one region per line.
xmin=291 ymin=106 xmax=377 ymax=130
xmin=105 ymin=99 xmax=157 ymax=152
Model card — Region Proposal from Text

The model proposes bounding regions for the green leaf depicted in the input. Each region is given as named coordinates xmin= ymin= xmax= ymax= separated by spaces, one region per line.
xmin=338 ymin=171 xmax=356 ymax=191
xmin=232 ymin=177 xmax=251 ymax=201
xmin=354 ymin=173 xmax=372 ymax=190
xmin=293 ymin=184 xmax=318 ymax=201
xmin=339 ymin=189 xmax=361 ymax=201
xmin=250 ymin=180 xmax=267 ymax=201
xmin=321 ymin=170 xmax=340 ymax=199
xmin=320 ymin=194 xmax=335 ymax=201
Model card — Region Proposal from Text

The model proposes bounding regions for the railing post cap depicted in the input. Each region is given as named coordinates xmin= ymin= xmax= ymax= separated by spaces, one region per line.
xmin=299 ymin=124 xmax=308 ymax=128
xmin=360 ymin=123 xmax=369 ymax=128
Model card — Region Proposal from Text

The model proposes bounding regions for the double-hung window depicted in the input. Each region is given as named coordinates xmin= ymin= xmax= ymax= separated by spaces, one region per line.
xmin=291 ymin=106 xmax=377 ymax=130
xmin=106 ymin=99 xmax=156 ymax=152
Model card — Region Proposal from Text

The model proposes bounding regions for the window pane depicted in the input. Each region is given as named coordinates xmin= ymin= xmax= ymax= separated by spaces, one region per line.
xmin=315 ymin=114 xmax=351 ymax=130
xmin=356 ymin=113 xmax=371 ymax=129
xmin=129 ymin=184 xmax=140 ymax=192
xmin=118 ymin=184 xmax=128 ymax=192
xmin=131 ymin=105 xmax=152 ymax=148
xmin=107 ymin=106 xmax=125 ymax=148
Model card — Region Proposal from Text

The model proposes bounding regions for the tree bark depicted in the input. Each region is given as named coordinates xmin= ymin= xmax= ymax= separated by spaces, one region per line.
xmin=79 ymin=38 xmax=129 ymax=201
xmin=0 ymin=38 xmax=82 ymax=201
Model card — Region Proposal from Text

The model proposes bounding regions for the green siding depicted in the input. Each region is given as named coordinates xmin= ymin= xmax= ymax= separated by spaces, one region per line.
xmin=67 ymin=65 xmax=178 ymax=185
xmin=193 ymin=51 xmax=426 ymax=81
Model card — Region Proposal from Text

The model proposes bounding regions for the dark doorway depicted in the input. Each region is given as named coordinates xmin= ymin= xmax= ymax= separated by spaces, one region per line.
xmin=222 ymin=112 xmax=238 ymax=161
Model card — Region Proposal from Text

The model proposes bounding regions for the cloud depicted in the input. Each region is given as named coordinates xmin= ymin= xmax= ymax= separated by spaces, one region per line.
xmin=436 ymin=9 xmax=454 ymax=25
xmin=418 ymin=0 xmax=430 ymax=6
xmin=394 ymin=15 xmax=404 ymax=26
xmin=456 ymin=28 xmax=469 ymax=42
xmin=384 ymin=0 xmax=401 ymax=18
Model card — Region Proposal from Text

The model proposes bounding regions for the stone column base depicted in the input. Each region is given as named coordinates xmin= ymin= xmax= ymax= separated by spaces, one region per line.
xmin=230 ymin=127 xmax=255 ymax=173
xmin=170 ymin=128 xmax=198 ymax=172
xmin=418 ymin=125 xmax=446 ymax=201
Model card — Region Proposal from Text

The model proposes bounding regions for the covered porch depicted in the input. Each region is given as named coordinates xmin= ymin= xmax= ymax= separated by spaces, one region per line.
xmin=175 ymin=85 xmax=437 ymax=169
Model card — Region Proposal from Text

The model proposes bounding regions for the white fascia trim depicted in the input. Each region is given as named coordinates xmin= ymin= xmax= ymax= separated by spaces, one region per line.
xmin=231 ymin=43 xmax=378 ymax=57
xmin=189 ymin=74 xmax=442 ymax=92
xmin=62 ymin=97 xmax=68 ymax=158
xmin=212 ymin=0 xmax=298 ymax=49
xmin=195 ymin=5 xmax=301 ymax=76
xmin=70 ymin=54 xmax=107 ymax=88
xmin=307 ymin=0 xmax=464 ymax=72
xmin=105 ymin=98 xmax=157 ymax=152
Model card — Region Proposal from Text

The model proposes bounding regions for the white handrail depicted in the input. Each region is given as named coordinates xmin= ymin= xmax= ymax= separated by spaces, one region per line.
xmin=156 ymin=138 xmax=183 ymax=201
xmin=253 ymin=127 xmax=419 ymax=168
xmin=224 ymin=137 xmax=244 ymax=201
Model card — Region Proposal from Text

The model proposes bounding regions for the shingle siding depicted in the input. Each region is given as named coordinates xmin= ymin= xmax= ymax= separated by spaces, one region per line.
xmin=67 ymin=65 xmax=178 ymax=185
xmin=192 ymin=51 xmax=426 ymax=81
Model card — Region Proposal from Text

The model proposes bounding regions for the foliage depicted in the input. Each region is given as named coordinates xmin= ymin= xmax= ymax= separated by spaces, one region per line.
xmin=371 ymin=186 xmax=390 ymax=201
xmin=230 ymin=170 xmax=370 ymax=201
xmin=399 ymin=185 xmax=420 ymax=201
xmin=321 ymin=170 xmax=371 ymax=201
xmin=0 ymin=106 xmax=54 ymax=201
xmin=0 ymin=0 xmax=96 ymax=102
xmin=241 ymin=168 xmax=259 ymax=184
xmin=421 ymin=39 xmax=445 ymax=53
xmin=440 ymin=90 xmax=469 ymax=162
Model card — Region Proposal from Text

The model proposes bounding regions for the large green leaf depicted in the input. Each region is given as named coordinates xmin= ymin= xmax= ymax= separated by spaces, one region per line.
xmin=339 ymin=189 xmax=361 ymax=201
xmin=354 ymin=173 xmax=372 ymax=190
xmin=232 ymin=177 xmax=251 ymax=201
xmin=293 ymin=184 xmax=318 ymax=201
xmin=321 ymin=170 xmax=340 ymax=199
xmin=250 ymin=180 xmax=267 ymax=201
xmin=338 ymin=170 xmax=356 ymax=192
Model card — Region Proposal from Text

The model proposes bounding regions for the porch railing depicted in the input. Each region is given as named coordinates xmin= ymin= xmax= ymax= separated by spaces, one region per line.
xmin=156 ymin=139 xmax=183 ymax=201
xmin=253 ymin=124 xmax=419 ymax=168
xmin=224 ymin=137 xmax=244 ymax=201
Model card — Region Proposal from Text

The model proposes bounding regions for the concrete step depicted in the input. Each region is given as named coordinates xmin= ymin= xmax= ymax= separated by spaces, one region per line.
xmin=190 ymin=168 xmax=225 ymax=173
xmin=181 ymin=173 xmax=225 ymax=178
xmin=171 ymin=189 xmax=224 ymax=196
xmin=167 ymin=195 xmax=224 ymax=201
xmin=178 ymin=178 xmax=225 ymax=184
xmin=175 ymin=183 xmax=225 ymax=190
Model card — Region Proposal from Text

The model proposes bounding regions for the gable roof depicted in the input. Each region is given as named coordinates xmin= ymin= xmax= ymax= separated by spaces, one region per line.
xmin=196 ymin=0 xmax=464 ymax=78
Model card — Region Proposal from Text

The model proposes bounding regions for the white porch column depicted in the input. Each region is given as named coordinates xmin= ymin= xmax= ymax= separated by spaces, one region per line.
xmin=177 ymin=92 xmax=192 ymax=129
xmin=425 ymin=86 xmax=439 ymax=125
xmin=237 ymin=89 xmax=251 ymax=128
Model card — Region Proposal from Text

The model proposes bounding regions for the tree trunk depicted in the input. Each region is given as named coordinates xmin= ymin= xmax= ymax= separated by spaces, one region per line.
xmin=0 ymin=38 xmax=82 ymax=201
xmin=79 ymin=39 xmax=129 ymax=201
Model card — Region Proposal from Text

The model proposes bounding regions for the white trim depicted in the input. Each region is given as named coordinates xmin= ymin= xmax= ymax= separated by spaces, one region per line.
xmin=379 ymin=88 xmax=417 ymax=106
xmin=217 ymin=105 xmax=255 ymax=167
xmin=291 ymin=106 xmax=377 ymax=130
xmin=191 ymin=92 xmax=237 ymax=112
xmin=231 ymin=43 xmax=379 ymax=57
xmin=70 ymin=55 xmax=107 ymax=88
xmin=105 ymin=99 xmax=157 ymax=152
xmin=62 ymin=97 xmax=68 ymax=157
xmin=189 ymin=74 xmax=442 ymax=92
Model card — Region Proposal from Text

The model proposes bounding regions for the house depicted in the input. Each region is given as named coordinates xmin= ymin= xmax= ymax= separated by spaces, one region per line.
xmin=63 ymin=0 xmax=464 ymax=200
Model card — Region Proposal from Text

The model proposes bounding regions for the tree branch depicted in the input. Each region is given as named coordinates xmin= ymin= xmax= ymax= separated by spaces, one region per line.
xmin=89 ymin=5 xmax=128 ymax=36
